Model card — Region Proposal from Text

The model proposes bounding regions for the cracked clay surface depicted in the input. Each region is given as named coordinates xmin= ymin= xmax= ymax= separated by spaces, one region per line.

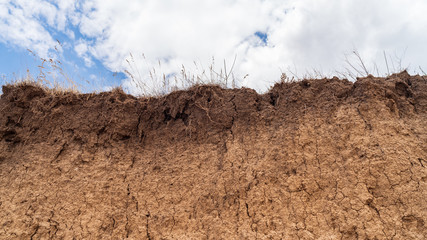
xmin=0 ymin=71 xmax=426 ymax=239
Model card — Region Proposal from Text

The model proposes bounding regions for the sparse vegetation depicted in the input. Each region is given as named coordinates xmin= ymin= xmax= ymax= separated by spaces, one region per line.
xmin=26 ymin=48 xmax=80 ymax=93
xmin=279 ymin=49 xmax=421 ymax=83
xmin=1 ymin=47 xmax=425 ymax=98
xmin=124 ymin=53 xmax=243 ymax=97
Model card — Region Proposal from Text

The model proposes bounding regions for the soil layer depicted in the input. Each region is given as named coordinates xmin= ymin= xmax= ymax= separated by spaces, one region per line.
xmin=1 ymin=71 xmax=426 ymax=239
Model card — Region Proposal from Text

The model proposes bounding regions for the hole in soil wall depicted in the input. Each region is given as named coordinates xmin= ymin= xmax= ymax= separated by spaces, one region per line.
xmin=270 ymin=94 xmax=278 ymax=106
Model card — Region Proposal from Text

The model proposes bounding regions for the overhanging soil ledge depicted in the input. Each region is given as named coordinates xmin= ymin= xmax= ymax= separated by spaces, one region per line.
xmin=1 ymin=71 xmax=426 ymax=239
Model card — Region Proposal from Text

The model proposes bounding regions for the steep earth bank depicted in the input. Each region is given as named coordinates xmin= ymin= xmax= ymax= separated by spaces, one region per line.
xmin=0 ymin=71 xmax=426 ymax=239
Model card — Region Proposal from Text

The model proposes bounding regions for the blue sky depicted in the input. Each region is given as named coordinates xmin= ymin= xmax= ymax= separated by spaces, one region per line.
xmin=1 ymin=0 xmax=427 ymax=95
xmin=0 ymin=41 xmax=125 ymax=91
xmin=0 ymin=21 xmax=125 ymax=92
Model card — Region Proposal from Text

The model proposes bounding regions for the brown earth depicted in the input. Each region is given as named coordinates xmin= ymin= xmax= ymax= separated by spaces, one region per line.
xmin=0 ymin=71 xmax=426 ymax=239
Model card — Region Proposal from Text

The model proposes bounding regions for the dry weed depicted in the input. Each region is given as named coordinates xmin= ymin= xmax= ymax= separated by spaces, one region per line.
xmin=124 ymin=53 xmax=243 ymax=97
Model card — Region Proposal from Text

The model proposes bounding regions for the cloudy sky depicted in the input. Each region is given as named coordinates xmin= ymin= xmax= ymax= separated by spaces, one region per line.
xmin=1 ymin=0 xmax=426 ymax=94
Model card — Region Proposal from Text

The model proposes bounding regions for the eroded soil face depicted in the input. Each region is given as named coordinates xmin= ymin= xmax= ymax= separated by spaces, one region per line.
xmin=1 ymin=71 xmax=426 ymax=239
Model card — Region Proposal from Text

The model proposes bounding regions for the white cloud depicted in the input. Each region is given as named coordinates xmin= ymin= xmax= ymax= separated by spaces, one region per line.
xmin=0 ymin=0 xmax=56 ymax=58
xmin=73 ymin=0 xmax=427 ymax=92
xmin=1 ymin=0 xmax=427 ymax=93
xmin=64 ymin=29 xmax=75 ymax=39
xmin=76 ymin=0 xmax=292 ymax=93
xmin=74 ymin=39 xmax=94 ymax=67
xmin=0 ymin=0 xmax=77 ymax=58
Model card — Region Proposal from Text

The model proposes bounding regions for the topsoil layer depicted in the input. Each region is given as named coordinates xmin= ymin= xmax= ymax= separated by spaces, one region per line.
xmin=0 ymin=71 xmax=426 ymax=239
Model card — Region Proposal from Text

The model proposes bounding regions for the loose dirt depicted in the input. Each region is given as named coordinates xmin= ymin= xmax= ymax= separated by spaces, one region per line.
xmin=0 ymin=71 xmax=426 ymax=239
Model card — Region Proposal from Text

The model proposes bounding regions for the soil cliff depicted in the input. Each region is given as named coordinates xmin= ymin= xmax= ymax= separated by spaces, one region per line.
xmin=0 ymin=71 xmax=426 ymax=239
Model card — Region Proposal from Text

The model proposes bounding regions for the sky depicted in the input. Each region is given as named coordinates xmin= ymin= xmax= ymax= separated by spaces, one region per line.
xmin=1 ymin=0 xmax=426 ymax=95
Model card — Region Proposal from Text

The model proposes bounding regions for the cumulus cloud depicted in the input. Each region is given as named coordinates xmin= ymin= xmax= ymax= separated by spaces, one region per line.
xmin=74 ymin=39 xmax=94 ymax=67
xmin=236 ymin=0 xmax=427 ymax=89
xmin=0 ymin=0 xmax=55 ymax=58
xmin=0 ymin=0 xmax=77 ymax=58
xmin=76 ymin=0 xmax=294 ymax=92
xmin=74 ymin=0 xmax=427 ymax=92
xmin=1 ymin=0 xmax=427 ymax=93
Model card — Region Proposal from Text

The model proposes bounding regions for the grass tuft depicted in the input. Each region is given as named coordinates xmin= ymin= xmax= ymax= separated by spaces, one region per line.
xmin=123 ymin=54 xmax=243 ymax=97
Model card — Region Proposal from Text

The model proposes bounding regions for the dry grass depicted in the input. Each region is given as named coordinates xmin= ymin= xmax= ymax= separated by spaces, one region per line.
xmin=0 ymin=41 xmax=86 ymax=96
xmin=1 ymin=51 xmax=80 ymax=96
xmin=336 ymin=49 xmax=417 ymax=81
xmin=26 ymin=48 xmax=80 ymax=93
xmin=278 ymin=49 xmax=421 ymax=83
xmin=124 ymin=53 xmax=244 ymax=97
xmin=1 ymin=50 xmax=245 ymax=97
xmin=2 ymin=46 xmax=425 ymax=97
